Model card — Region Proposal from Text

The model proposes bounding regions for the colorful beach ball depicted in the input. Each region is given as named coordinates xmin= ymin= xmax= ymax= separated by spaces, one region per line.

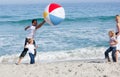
xmin=43 ymin=3 xmax=65 ymax=25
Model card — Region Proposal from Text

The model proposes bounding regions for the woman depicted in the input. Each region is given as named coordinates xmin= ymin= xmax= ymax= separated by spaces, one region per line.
xmin=115 ymin=15 xmax=120 ymax=62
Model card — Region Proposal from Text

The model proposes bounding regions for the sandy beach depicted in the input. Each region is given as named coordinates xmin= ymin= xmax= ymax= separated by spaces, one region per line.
xmin=0 ymin=60 xmax=120 ymax=77
xmin=0 ymin=2 xmax=120 ymax=77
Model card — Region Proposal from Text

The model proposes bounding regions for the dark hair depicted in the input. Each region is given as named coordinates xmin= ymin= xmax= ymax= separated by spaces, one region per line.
xmin=116 ymin=32 xmax=119 ymax=35
xmin=32 ymin=19 xmax=37 ymax=23
xmin=116 ymin=15 xmax=120 ymax=17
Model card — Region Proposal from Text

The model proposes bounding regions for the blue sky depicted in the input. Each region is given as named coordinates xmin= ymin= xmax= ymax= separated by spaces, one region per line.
xmin=0 ymin=0 xmax=120 ymax=4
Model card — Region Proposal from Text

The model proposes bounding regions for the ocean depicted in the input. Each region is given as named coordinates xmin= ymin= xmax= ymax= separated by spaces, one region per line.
xmin=0 ymin=2 xmax=120 ymax=63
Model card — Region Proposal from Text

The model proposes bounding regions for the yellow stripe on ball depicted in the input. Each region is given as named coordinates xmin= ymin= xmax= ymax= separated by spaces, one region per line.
xmin=43 ymin=11 xmax=48 ymax=18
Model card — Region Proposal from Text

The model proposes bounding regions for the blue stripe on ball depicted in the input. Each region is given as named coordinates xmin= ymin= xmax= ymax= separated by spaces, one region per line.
xmin=49 ymin=14 xmax=64 ymax=25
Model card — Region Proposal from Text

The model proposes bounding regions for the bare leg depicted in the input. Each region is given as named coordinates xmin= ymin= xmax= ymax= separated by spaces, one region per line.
xmin=17 ymin=48 xmax=28 ymax=64
xmin=17 ymin=57 xmax=23 ymax=64
xmin=16 ymin=57 xmax=22 ymax=65
xmin=16 ymin=38 xmax=28 ymax=65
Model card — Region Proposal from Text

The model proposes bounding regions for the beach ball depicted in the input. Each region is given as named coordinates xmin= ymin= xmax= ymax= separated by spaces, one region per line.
xmin=43 ymin=3 xmax=65 ymax=25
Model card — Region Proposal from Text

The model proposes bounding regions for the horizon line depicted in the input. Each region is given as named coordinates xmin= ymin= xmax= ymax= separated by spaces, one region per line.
xmin=0 ymin=1 xmax=120 ymax=5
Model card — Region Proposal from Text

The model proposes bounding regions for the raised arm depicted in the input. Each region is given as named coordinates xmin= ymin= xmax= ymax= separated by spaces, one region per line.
xmin=25 ymin=26 xmax=30 ymax=31
xmin=117 ymin=23 xmax=120 ymax=35
xmin=36 ymin=20 xmax=46 ymax=30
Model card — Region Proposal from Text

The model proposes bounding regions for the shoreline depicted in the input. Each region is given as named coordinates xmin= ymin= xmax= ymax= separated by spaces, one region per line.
xmin=0 ymin=59 xmax=120 ymax=77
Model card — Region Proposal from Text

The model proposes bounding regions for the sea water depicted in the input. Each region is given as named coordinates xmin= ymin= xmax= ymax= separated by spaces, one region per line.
xmin=0 ymin=2 xmax=120 ymax=63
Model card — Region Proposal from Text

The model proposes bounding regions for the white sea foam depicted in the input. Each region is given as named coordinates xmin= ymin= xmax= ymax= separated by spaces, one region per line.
xmin=0 ymin=47 xmax=108 ymax=63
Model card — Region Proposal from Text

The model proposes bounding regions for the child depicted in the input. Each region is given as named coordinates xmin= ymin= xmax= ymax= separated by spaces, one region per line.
xmin=104 ymin=30 xmax=117 ymax=62
xmin=25 ymin=38 xmax=37 ymax=64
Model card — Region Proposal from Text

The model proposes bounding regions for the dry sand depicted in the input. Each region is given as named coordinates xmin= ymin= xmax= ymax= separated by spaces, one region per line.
xmin=0 ymin=60 xmax=120 ymax=77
